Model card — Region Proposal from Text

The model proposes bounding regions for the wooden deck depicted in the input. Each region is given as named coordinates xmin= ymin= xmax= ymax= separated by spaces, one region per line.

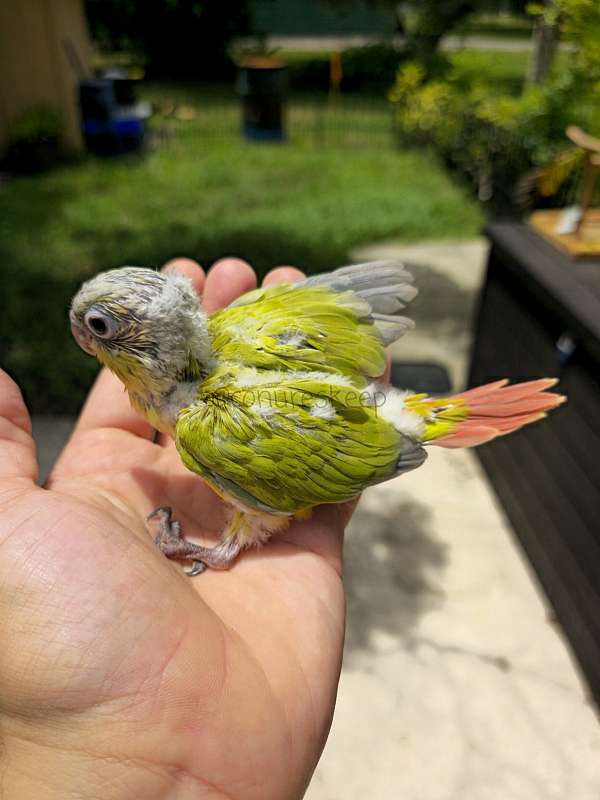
xmin=469 ymin=222 xmax=600 ymax=705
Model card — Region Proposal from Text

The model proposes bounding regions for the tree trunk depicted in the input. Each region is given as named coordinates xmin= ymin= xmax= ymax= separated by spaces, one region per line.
xmin=527 ymin=14 xmax=560 ymax=85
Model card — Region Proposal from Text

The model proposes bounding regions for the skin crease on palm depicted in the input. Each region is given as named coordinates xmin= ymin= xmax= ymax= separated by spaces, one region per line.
xmin=0 ymin=257 xmax=387 ymax=800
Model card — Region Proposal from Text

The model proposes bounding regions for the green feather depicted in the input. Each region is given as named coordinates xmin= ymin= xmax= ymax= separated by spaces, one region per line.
xmin=208 ymin=284 xmax=387 ymax=382
xmin=175 ymin=372 xmax=407 ymax=513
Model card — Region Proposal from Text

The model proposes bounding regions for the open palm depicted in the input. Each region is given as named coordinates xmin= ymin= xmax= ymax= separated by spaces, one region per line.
xmin=0 ymin=259 xmax=350 ymax=800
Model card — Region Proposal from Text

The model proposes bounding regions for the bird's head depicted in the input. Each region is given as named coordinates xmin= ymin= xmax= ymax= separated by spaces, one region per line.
xmin=70 ymin=267 xmax=212 ymax=396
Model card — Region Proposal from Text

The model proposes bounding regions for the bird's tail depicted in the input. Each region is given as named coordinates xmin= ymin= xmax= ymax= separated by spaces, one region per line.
xmin=406 ymin=378 xmax=566 ymax=448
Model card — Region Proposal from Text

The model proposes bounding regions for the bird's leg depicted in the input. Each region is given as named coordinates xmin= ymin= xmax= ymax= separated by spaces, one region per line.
xmin=147 ymin=507 xmax=244 ymax=577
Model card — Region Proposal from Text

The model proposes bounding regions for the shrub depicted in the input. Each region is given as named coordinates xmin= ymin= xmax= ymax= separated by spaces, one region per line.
xmin=8 ymin=106 xmax=62 ymax=144
xmin=4 ymin=106 xmax=63 ymax=174
xmin=390 ymin=0 xmax=600 ymax=214
xmin=288 ymin=45 xmax=413 ymax=94
xmin=389 ymin=60 xmax=600 ymax=213
xmin=340 ymin=44 xmax=406 ymax=92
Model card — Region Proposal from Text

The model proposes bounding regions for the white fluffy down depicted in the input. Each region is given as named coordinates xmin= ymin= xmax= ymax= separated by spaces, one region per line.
xmin=235 ymin=368 xmax=354 ymax=389
xmin=146 ymin=272 xmax=214 ymax=372
xmin=365 ymin=383 xmax=425 ymax=438
xmin=310 ymin=399 xmax=336 ymax=419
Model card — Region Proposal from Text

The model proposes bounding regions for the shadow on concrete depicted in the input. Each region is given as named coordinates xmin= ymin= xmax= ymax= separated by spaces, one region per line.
xmin=343 ymin=495 xmax=448 ymax=659
xmin=404 ymin=261 xmax=478 ymax=337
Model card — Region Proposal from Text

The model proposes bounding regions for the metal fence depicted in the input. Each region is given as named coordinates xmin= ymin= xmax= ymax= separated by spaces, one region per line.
xmin=143 ymin=84 xmax=397 ymax=151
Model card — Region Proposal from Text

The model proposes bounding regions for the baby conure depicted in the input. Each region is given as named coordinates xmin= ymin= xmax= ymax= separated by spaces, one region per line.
xmin=70 ymin=262 xmax=564 ymax=576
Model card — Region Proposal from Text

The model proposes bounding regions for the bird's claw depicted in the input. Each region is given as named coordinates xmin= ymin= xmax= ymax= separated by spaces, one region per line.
xmin=184 ymin=560 xmax=207 ymax=577
xmin=147 ymin=505 xmax=242 ymax=577
xmin=146 ymin=506 xmax=172 ymax=523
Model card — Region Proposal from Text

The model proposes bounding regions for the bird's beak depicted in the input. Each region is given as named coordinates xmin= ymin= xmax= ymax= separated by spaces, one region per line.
xmin=69 ymin=310 xmax=97 ymax=356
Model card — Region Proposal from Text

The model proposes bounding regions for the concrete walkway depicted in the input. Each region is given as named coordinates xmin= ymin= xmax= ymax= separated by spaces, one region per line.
xmin=306 ymin=239 xmax=600 ymax=800
xmin=31 ymin=239 xmax=600 ymax=799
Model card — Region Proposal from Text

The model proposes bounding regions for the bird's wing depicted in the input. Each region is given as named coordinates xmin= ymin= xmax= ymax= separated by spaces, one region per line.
xmin=175 ymin=374 xmax=412 ymax=514
xmin=207 ymin=261 xmax=416 ymax=384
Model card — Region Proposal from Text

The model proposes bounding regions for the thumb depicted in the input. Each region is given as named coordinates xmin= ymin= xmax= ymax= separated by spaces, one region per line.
xmin=0 ymin=369 xmax=38 ymax=484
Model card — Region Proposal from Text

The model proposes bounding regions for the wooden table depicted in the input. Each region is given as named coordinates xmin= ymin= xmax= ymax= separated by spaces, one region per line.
xmin=469 ymin=221 xmax=600 ymax=705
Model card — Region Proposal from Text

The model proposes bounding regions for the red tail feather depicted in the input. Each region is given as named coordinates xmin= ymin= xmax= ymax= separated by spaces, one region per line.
xmin=434 ymin=379 xmax=565 ymax=449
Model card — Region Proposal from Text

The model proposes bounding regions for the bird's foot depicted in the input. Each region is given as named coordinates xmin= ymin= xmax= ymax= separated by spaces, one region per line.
xmin=147 ymin=506 xmax=242 ymax=577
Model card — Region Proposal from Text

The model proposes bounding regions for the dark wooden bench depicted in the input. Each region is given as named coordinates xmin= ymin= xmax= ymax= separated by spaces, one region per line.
xmin=469 ymin=221 xmax=600 ymax=705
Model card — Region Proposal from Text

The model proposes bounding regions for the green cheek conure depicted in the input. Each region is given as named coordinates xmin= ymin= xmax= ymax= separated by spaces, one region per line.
xmin=70 ymin=261 xmax=564 ymax=576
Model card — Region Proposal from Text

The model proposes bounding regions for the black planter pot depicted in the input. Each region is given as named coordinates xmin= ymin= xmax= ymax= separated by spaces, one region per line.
xmin=237 ymin=58 xmax=287 ymax=142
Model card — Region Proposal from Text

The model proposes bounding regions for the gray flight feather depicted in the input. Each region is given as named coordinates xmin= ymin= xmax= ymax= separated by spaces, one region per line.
xmin=207 ymin=471 xmax=289 ymax=515
xmin=301 ymin=260 xmax=417 ymax=345
xmin=395 ymin=441 xmax=428 ymax=476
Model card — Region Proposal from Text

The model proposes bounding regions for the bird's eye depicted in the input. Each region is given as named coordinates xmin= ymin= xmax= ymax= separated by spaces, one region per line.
xmin=84 ymin=308 xmax=118 ymax=339
xmin=88 ymin=316 xmax=107 ymax=334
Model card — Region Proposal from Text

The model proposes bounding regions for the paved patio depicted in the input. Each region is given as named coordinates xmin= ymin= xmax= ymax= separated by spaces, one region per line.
xmin=307 ymin=239 xmax=600 ymax=799
xmin=32 ymin=239 xmax=600 ymax=799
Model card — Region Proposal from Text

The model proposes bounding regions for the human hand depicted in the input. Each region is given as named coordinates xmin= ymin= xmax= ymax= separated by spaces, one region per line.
xmin=0 ymin=258 xmax=350 ymax=800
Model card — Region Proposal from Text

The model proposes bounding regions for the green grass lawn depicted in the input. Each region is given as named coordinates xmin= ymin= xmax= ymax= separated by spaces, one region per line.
xmin=456 ymin=12 xmax=533 ymax=39
xmin=142 ymin=81 xmax=395 ymax=147
xmin=447 ymin=48 xmax=571 ymax=96
xmin=0 ymin=138 xmax=482 ymax=413
xmin=448 ymin=49 xmax=531 ymax=95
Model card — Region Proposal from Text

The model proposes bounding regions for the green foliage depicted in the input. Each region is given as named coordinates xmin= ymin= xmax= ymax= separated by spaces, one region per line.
xmin=402 ymin=0 xmax=478 ymax=60
xmin=536 ymin=146 xmax=582 ymax=196
xmin=340 ymin=45 xmax=409 ymax=92
xmin=85 ymin=0 xmax=249 ymax=78
xmin=3 ymin=106 xmax=64 ymax=175
xmin=449 ymin=49 xmax=533 ymax=95
xmin=529 ymin=0 xmax=600 ymax=78
xmin=518 ymin=0 xmax=600 ymax=195
xmin=7 ymin=106 xmax=62 ymax=146
xmin=390 ymin=13 xmax=600 ymax=211
xmin=455 ymin=10 xmax=532 ymax=37
xmin=285 ymin=45 xmax=415 ymax=94
xmin=0 ymin=139 xmax=481 ymax=413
